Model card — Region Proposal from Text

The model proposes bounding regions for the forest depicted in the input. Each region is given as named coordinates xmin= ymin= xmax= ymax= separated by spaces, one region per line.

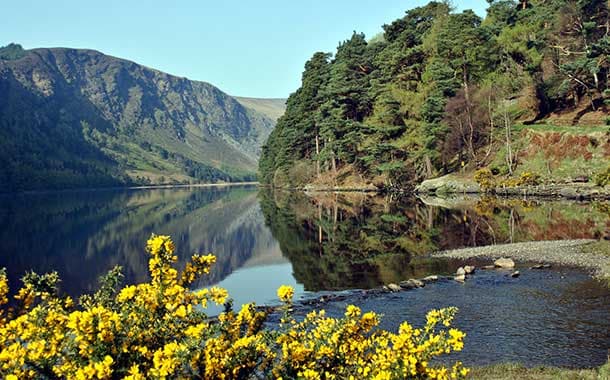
xmin=259 ymin=0 xmax=610 ymax=189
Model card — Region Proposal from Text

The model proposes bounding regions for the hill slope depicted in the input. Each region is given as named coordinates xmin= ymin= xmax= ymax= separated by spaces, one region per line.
xmin=259 ymin=1 xmax=610 ymax=190
xmin=234 ymin=97 xmax=286 ymax=122
xmin=0 ymin=44 xmax=275 ymax=192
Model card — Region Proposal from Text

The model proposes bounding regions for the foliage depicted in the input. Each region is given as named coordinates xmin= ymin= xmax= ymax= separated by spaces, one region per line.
xmin=594 ymin=165 xmax=610 ymax=186
xmin=0 ymin=43 xmax=26 ymax=60
xmin=474 ymin=168 xmax=496 ymax=191
xmin=0 ymin=235 xmax=468 ymax=379
xmin=260 ymin=1 xmax=610 ymax=188
xmin=475 ymin=168 xmax=542 ymax=190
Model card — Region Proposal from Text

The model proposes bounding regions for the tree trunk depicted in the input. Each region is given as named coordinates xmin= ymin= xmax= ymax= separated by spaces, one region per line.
xmin=315 ymin=133 xmax=320 ymax=178
xmin=503 ymin=105 xmax=514 ymax=175
xmin=424 ymin=155 xmax=433 ymax=178
xmin=463 ymin=66 xmax=476 ymax=160
xmin=329 ymin=138 xmax=337 ymax=174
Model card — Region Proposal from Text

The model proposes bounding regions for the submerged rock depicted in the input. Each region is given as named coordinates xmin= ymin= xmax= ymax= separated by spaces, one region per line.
xmin=511 ymin=271 xmax=521 ymax=278
xmin=421 ymin=275 xmax=439 ymax=282
xmin=494 ymin=258 xmax=515 ymax=269
xmin=482 ymin=265 xmax=496 ymax=270
xmin=530 ymin=264 xmax=551 ymax=270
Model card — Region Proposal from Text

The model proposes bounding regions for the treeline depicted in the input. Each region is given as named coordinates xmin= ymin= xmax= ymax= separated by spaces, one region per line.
xmin=259 ymin=0 xmax=610 ymax=188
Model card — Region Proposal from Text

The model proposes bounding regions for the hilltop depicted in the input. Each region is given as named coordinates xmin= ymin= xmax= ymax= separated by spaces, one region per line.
xmin=0 ymin=44 xmax=276 ymax=191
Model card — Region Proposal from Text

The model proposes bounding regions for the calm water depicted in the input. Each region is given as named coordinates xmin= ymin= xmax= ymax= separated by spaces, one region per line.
xmin=0 ymin=186 xmax=609 ymax=367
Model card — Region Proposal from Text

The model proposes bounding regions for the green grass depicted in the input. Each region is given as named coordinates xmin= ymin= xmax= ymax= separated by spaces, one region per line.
xmin=513 ymin=124 xmax=610 ymax=134
xmin=469 ymin=362 xmax=609 ymax=380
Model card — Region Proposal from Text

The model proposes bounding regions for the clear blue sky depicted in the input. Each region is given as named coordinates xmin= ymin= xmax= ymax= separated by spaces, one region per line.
xmin=1 ymin=0 xmax=488 ymax=98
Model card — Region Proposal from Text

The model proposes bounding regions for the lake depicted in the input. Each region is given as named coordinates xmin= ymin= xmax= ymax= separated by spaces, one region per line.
xmin=0 ymin=185 xmax=609 ymax=368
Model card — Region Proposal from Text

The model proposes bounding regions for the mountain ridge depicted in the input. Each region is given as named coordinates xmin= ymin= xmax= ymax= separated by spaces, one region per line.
xmin=0 ymin=44 xmax=279 ymax=192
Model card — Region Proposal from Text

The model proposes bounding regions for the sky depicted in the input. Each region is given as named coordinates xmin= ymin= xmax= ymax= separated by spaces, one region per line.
xmin=1 ymin=0 xmax=488 ymax=98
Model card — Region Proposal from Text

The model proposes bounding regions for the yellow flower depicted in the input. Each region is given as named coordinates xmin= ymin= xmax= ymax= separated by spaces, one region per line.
xmin=277 ymin=285 xmax=294 ymax=303
xmin=0 ymin=236 xmax=469 ymax=380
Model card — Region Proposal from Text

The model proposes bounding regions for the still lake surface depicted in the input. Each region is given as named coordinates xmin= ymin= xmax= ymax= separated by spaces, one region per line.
xmin=0 ymin=185 xmax=609 ymax=368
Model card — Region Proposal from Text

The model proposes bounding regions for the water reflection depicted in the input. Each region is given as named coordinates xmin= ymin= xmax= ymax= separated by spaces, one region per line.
xmin=0 ymin=186 xmax=279 ymax=297
xmin=1 ymin=188 xmax=608 ymax=297
xmin=1 ymin=188 xmax=608 ymax=368
xmin=259 ymin=191 xmax=609 ymax=291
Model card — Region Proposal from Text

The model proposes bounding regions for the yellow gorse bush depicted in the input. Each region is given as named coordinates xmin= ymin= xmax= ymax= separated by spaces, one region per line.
xmin=0 ymin=235 xmax=468 ymax=379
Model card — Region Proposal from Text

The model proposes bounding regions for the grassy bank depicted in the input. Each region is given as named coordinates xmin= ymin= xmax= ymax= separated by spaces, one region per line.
xmin=469 ymin=362 xmax=610 ymax=380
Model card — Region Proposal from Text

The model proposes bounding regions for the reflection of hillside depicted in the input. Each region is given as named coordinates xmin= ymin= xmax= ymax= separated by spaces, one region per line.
xmin=0 ymin=186 xmax=277 ymax=296
xmin=260 ymin=191 xmax=609 ymax=291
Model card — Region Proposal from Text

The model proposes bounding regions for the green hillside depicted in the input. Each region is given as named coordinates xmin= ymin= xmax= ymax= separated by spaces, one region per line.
xmin=0 ymin=45 xmax=276 ymax=192
xmin=234 ymin=97 xmax=287 ymax=121
xmin=259 ymin=1 xmax=610 ymax=190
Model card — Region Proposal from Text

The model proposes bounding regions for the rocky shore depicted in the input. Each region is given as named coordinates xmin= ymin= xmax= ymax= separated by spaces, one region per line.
xmin=433 ymin=239 xmax=610 ymax=280
xmin=415 ymin=174 xmax=610 ymax=200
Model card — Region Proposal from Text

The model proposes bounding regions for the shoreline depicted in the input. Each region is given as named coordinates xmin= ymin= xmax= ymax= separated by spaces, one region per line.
xmin=0 ymin=182 xmax=260 ymax=196
xmin=433 ymin=239 xmax=610 ymax=280
xmin=263 ymin=182 xmax=610 ymax=200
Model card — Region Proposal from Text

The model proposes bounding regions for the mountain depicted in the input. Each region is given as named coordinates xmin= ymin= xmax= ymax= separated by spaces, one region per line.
xmin=259 ymin=1 xmax=610 ymax=190
xmin=234 ymin=97 xmax=286 ymax=122
xmin=0 ymin=44 xmax=276 ymax=192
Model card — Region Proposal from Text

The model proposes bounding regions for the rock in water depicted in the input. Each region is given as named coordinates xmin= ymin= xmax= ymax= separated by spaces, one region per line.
xmin=494 ymin=258 xmax=515 ymax=269
xmin=454 ymin=274 xmax=466 ymax=283
xmin=387 ymin=283 xmax=402 ymax=292
xmin=399 ymin=279 xmax=424 ymax=289
xmin=421 ymin=275 xmax=439 ymax=282
xmin=511 ymin=271 xmax=520 ymax=278
xmin=456 ymin=267 xmax=466 ymax=276
xmin=464 ymin=265 xmax=476 ymax=274
xmin=482 ymin=265 xmax=496 ymax=270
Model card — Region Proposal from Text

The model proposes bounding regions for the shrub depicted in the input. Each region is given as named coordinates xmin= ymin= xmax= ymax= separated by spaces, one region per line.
xmin=516 ymin=171 xmax=540 ymax=186
xmin=0 ymin=235 xmax=469 ymax=379
xmin=594 ymin=165 xmax=610 ymax=187
xmin=474 ymin=168 xmax=496 ymax=191
xmin=497 ymin=171 xmax=541 ymax=188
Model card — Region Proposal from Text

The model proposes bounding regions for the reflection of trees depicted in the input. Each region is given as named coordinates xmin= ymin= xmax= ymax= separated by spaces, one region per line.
xmin=0 ymin=186 xmax=274 ymax=296
xmin=260 ymin=191 xmax=609 ymax=291
xmin=259 ymin=191 xmax=455 ymax=291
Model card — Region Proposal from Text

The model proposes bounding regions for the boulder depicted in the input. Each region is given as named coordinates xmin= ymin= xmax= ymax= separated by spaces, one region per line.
xmin=464 ymin=265 xmax=476 ymax=274
xmin=456 ymin=267 xmax=466 ymax=276
xmin=399 ymin=279 xmax=424 ymax=289
xmin=494 ymin=258 xmax=515 ymax=269
xmin=387 ymin=283 xmax=402 ymax=292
